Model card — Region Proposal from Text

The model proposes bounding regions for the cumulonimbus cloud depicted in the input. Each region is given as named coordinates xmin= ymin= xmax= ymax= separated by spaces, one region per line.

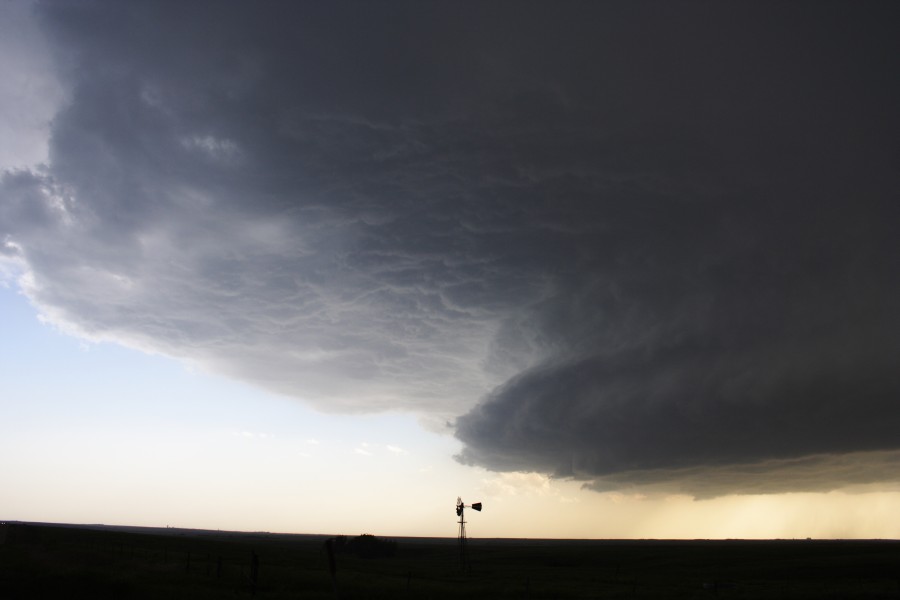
xmin=2 ymin=1 xmax=899 ymax=494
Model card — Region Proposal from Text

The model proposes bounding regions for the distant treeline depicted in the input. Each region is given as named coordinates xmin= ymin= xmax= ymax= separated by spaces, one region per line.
xmin=332 ymin=534 xmax=397 ymax=558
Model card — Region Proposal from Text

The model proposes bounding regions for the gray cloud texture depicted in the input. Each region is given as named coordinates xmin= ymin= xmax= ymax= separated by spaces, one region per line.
xmin=2 ymin=1 xmax=898 ymax=495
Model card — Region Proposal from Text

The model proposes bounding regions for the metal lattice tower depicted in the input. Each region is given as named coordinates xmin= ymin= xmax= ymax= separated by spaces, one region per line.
xmin=456 ymin=497 xmax=481 ymax=572
xmin=456 ymin=497 xmax=468 ymax=570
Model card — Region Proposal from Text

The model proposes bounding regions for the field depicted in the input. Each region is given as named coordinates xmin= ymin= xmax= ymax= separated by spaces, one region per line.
xmin=1 ymin=522 xmax=899 ymax=599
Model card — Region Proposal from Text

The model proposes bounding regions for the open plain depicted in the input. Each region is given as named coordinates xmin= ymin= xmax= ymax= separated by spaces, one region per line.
xmin=1 ymin=522 xmax=899 ymax=599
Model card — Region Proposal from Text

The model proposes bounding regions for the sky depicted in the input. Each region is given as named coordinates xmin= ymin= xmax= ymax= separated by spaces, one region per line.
xmin=1 ymin=0 xmax=899 ymax=539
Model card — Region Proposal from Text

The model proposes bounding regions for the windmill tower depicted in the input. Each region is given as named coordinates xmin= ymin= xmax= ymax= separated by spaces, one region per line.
xmin=456 ymin=496 xmax=482 ymax=572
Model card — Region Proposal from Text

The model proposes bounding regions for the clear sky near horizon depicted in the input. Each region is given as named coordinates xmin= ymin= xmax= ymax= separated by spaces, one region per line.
xmin=2 ymin=1 xmax=899 ymax=539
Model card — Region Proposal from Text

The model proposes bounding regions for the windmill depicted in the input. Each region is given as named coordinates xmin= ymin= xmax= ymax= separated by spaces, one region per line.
xmin=456 ymin=496 xmax=482 ymax=572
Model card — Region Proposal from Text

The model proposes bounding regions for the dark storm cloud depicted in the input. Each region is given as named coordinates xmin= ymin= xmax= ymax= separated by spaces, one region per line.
xmin=2 ymin=1 xmax=898 ymax=492
xmin=583 ymin=451 xmax=900 ymax=499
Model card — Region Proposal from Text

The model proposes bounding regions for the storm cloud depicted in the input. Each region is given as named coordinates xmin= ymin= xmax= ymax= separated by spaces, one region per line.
xmin=2 ymin=1 xmax=898 ymax=494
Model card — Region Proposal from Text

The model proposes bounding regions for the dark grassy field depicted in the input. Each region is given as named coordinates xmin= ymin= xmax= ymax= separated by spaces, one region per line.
xmin=2 ymin=522 xmax=899 ymax=599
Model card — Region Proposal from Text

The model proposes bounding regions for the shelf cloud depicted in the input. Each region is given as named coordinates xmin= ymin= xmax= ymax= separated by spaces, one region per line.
xmin=2 ymin=1 xmax=899 ymax=495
